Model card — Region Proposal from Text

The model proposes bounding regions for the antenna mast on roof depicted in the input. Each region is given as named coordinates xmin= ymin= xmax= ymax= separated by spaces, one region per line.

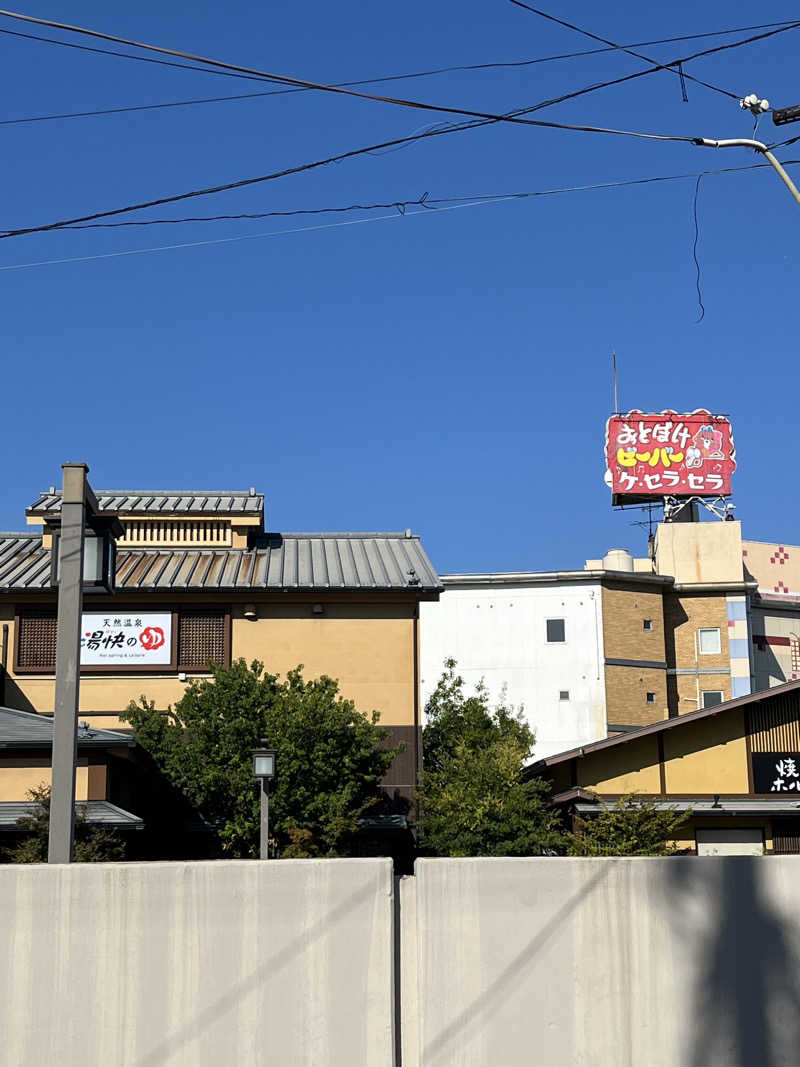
xmin=612 ymin=352 xmax=619 ymax=414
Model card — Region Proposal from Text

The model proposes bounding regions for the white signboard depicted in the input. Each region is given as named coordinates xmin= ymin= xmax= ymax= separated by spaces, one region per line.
xmin=80 ymin=611 xmax=173 ymax=666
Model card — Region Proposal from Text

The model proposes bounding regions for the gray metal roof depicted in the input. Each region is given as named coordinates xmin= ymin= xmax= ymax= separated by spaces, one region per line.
xmin=27 ymin=490 xmax=264 ymax=516
xmin=0 ymin=532 xmax=441 ymax=592
xmin=0 ymin=706 xmax=135 ymax=749
xmin=0 ymin=800 xmax=142 ymax=830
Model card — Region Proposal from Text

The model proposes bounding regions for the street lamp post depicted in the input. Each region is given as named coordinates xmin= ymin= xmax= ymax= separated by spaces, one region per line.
xmin=252 ymin=746 xmax=277 ymax=859
xmin=48 ymin=463 xmax=119 ymax=864
xmin=694 ymin=93 xmax=800 ymax=209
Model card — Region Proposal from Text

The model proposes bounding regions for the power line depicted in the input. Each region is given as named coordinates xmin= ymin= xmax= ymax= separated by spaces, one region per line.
xmin=508 ymin=0 xmax=738 ymax=100
xmin=0 ymin=7 xmax=786 ymax=127
xmin=0 ymin=110 xmax=700 ymax=241
xmin=1 ymin=160 xmax=796 ymax=273
xmin=40 ymin=159 xmax=800 ymax=230
xmin=1 ymin=12 xmax=795 ymax=240
xmin=2 ymin=18 xmax=797 ymax=129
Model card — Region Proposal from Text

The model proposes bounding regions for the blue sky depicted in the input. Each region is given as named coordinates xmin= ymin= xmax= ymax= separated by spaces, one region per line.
xmin=1 ymin=1 xmax=798 ymax=573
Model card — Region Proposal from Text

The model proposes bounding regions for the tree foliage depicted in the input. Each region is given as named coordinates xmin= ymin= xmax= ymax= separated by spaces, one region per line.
xmin=4 ymin=786 xmax=126 ymax=863
xmin=123 ymin=659 xmax=399 ymax=858
xmin=419 ymin=659 xmax=562 ymax=857
xmin=567 ymin=795 xmax=689 ymax=856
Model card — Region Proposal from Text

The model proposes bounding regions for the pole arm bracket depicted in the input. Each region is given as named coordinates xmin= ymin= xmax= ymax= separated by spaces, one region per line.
xmin=693 ymin=137 xmax=800 ymax=207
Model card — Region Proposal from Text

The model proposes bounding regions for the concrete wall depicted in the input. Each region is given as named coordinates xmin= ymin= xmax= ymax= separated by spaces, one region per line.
xmin=0 ymin=859 xmax=394 ymax=1067
xmin=403 ymin=856 xmax=800 ymax=1067
xmin=420 ymin=581 xmax=606 ymax=758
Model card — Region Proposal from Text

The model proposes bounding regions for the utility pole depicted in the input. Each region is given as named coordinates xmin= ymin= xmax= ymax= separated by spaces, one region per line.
xmin=48 ymin=463 xmax=88 ymax=864
xmin=694 ymin=93 xmax=800 ymax=208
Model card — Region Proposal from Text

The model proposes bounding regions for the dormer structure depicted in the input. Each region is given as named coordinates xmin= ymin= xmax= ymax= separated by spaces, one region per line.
xmin=26 ymin=489 xmax=264 ymax=550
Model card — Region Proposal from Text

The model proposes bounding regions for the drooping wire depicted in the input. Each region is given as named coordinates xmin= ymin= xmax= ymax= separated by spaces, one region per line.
xmin=692 ymin=174 xmax=705 ymax=323
xmin=1 ymin=161 xmax=797 ymax=275
xmin=30 ymin=159 xmax=797 ymax=231
xmin=0 ymin=111 xmax=703 ymax=242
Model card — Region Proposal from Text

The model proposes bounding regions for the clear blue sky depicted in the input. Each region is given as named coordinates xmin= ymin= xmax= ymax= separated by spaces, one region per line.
xmin=2 ymin=1 xmax=798 ymax=573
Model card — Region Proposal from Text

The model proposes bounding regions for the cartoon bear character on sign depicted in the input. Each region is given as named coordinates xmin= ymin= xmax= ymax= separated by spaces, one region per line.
xmin=686 ymin=425 xmax=724 ymax=468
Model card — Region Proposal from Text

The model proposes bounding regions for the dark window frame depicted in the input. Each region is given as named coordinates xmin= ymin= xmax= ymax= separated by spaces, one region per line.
xmin=546 ymin=618 xmax=566 ymax=644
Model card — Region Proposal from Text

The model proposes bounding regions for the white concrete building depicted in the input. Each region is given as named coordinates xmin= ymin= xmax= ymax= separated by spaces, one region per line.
xmin=419 ymin=573 xmax=607 ymax=759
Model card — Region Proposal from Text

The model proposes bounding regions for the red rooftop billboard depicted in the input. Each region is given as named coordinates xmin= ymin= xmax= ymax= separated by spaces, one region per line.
xmin=605 ymin=410 xmax=736 ymax=504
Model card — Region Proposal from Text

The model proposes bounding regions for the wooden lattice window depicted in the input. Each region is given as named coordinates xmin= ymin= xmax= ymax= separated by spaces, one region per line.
xmin=16 ymin=611 xmax=57 ymax=671
xmin=178 ymin=612 xmax=227 ymax=670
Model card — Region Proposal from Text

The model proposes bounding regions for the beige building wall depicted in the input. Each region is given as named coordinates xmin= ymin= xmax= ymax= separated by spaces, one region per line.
xmin=655 ymin=520 xmax=744 ymax=584
xmin=576 ymin=736 xmax=662 ymax=794
xmin=232 ymin=600 xmax=417 ymax=727
xmin=1 ymin=597 xmax=418 ymax=731
xmin=0 ymin=757 xmax=90 ymax=801
xmin=664 ymin=593 xmax=732 ymax=714
xmin=602 ymin=584 xmax=668 ymax=727
xmin=662 ymin=710 xmax=749 ymax=793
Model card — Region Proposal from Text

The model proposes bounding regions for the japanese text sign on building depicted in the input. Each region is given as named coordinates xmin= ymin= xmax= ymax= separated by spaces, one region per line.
xmin=604 ymin=410 xmax=736 ymax=503
xmin=80 ymin=611 xmax=172 ymax=666
xmin=753 ymin=753 xmax=800 ymax=794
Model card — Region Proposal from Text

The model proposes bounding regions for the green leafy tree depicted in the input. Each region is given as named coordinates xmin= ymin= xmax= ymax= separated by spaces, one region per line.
xmin=123 ymin=659 xmax=399 ymax=858
xmin=567 ymin=795 xmax=690 ymax=856
xmin=5 ymin=786 xmax=127 ymax=863
xmin=419 ymin=659 xmax=562 ymax=857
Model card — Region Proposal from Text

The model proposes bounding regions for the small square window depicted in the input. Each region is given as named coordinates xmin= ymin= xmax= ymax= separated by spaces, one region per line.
xmin=698 ymin=628 xmax=721 ymax=655
xmin=643 ymin=619 xmax=653 ymax=631
xmin=646 ymin=692 xmax=656 ymax=704
xmin=546 ymin=618 xmax=565 ymax=643
xmin=702 ymin=690 xmax=724 ymax=708
xmin=559 ymin=690 xmax=570 ymax=701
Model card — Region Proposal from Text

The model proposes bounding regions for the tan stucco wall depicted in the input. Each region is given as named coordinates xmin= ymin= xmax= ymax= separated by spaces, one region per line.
xmin=662 ymin=710 xmax=748 ymax=793
xmin=655 ymin=521 xmax=744 ymax=584
xmin=232 ymin=601 xmax=416 ymax=726
xmin=576 ymin=736 xmax=662 ymax=794
xmin=0 ymin=757 xmax=89 ymax=801
xmin=1 ymin=597 xmax=418 ymax=729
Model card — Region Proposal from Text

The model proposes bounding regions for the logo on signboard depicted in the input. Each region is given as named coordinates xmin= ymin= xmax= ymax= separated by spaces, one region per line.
xmin=140 ymin=626 xmax=166 ymax=651
xmin=604 ymin=409 xmax=736 ymax=503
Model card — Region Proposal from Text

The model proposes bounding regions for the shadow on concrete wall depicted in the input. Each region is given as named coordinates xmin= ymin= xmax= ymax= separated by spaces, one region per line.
xmin=422 ymin=863 xmax=613 ymax=1064
xmin=670 ymin=858 xmax=800 ymax=1067
xmin=131 ymin=878 xmax=379 ymax=1067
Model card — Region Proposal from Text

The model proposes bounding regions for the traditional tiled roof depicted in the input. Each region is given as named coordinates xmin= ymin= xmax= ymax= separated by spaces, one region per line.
xmin=0 ymin=800 xmax=142 ymax=829
xmin=0 ymin=706 xmax=135 ymax=749
xmin=0 ymin=532 xmax=441 ymax=593
xmin=27 ymin=490 xmax=264 ymax=516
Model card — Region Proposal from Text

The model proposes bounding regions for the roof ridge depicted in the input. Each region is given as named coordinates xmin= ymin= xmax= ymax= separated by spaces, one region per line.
xmin=35 ymin=489 xmax=263 ymax=497
xmin=0 ymin=531 xmax=39 ymax=538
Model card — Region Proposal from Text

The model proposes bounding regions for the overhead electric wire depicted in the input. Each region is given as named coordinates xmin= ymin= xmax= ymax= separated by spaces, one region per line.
xmin=1 ymin=160 xmax=797 ymax=273
xmin=509 ymin=1 xmax=800 ymax=101
xmin=1 ymin=17 xmax=797 ymax=129
xmin=508 ymin=0 xmax=737 ymax=100
xmin=0 ymin=6 xmax=788 ymax=126
xmin=1 ymin=9 xmax=796 ymax=241
xmin=0 ymin=108 xmax=703 ymax=242
xmin=42 ymin=159 xmax=800 ymax=230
